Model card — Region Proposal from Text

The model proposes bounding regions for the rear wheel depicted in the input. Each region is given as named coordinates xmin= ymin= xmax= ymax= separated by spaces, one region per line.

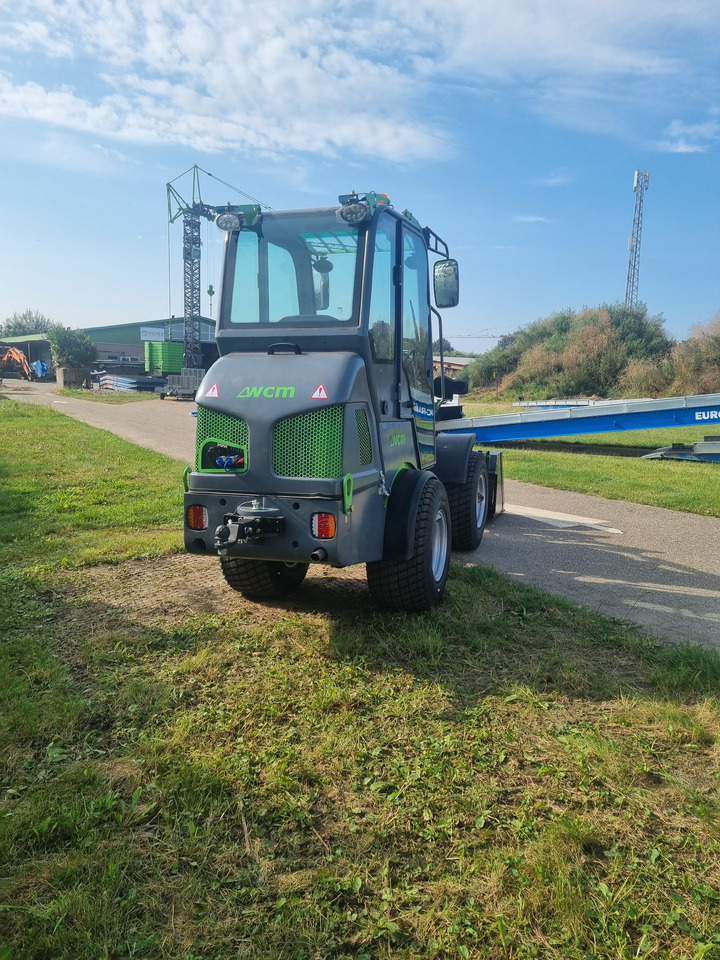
xmin=448 ymin=451 xmax=488 ymax=551
xmin=220 ymin=557 xmax=309 ymax=599
xmin=366 ymin=477 xmax=451 ymax=611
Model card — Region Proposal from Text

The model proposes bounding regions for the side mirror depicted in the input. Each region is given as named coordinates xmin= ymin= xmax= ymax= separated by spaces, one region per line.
xmin=433 ymin=376 xmax=469 ymax=400
xmin=313 ymin=257 xmax=332 ymax=311
xmin=433 ymin=258 xmax=459 ymax=309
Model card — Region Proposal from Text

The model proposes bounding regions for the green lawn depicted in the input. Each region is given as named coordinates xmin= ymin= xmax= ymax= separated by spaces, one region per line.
xmin=498 ymin=447 xmax=719 ymax=516
xmin=57 ymin=388 xmax=159 ymax=403
xmin=459 ymin=400 xmax=720 ymax=517
xmin=1 ymin=400 xmax=719 ymax=960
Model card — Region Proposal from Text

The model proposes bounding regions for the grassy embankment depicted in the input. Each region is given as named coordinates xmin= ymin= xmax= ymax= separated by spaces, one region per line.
xmin=1 ymin=399 xmax=719 ymax=959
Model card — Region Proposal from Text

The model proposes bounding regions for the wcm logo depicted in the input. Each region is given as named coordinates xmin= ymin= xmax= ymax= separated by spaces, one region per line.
xmin=237 ymin=385 xmax=296 ymax=398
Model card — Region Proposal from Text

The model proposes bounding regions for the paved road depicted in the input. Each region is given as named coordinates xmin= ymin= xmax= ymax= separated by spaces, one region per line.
xmin=5 ymin=380 xmax=719 ymax=649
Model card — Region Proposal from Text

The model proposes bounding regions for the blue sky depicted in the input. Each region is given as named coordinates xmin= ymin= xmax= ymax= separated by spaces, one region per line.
xmin=0 ymin=0 xmax=718 ymax=349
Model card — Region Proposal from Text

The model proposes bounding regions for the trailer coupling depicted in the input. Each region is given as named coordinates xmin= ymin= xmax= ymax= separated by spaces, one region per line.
xmin=215 ymin=510 xmax=285 ymax=549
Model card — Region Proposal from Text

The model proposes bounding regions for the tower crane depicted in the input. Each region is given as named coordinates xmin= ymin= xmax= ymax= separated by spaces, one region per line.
xmin=167 ymin=166 xmax=269 ymax=369
xmin=624 ymin=170 xmax=650 ymax=309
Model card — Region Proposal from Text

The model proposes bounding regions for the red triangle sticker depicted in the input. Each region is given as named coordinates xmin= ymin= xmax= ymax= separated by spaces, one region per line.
xmin=204 ymin=383 xmax=220 ymax=399
xmin=311 ymin=384 xmax=328 ymax=400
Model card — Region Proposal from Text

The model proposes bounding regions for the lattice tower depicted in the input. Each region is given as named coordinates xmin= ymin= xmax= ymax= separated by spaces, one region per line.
xmin=624 ymin=170 xmax=650 ymax=308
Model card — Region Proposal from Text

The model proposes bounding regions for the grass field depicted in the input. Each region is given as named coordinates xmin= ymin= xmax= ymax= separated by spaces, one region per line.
xmin=57 ymin=388 xmax=158 ymax=403
xmin=459 ymin=400 xmax=719 ymax=517
xmin=1 ymin=399 xmax=719 ymax=959
xmin=498 ymin=448 xmax=719 ymax=517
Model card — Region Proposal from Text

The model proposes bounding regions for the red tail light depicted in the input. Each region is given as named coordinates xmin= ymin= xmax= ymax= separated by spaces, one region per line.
xmin=311 ymin=513 xmax=336 ymax=539
xmin=187 ymin=505 xmax=208 ymax=530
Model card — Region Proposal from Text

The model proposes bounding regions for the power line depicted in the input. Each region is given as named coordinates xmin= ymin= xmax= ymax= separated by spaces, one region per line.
xmin=451 ymin=332 xmax=513 ymax=339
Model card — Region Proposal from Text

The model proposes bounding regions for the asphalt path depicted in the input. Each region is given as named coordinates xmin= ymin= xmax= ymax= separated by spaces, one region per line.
xmin=5 ymin=380 xmax=719 ymax=649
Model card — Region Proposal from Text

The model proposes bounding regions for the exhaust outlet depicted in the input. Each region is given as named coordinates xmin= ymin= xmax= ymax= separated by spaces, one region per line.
xmin=310 ymin=548 xmax=328 ymax=563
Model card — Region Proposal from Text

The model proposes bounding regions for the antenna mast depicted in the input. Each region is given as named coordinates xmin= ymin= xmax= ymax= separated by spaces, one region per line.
xmin=624 ymin=170 xmax=650 ymax=308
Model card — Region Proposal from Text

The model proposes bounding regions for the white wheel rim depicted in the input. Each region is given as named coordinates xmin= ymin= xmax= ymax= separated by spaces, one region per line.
xmin=431 ymin=507 xmax=449 ymax=581
xmin=476 ymin=472 xmax=488 ymax=527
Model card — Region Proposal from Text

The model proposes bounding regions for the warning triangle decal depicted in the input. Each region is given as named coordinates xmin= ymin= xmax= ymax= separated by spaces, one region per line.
xmin=204 ymin=383 xmax=220 ymax=399
xmin=310 ymin=384 xmax=328 ymax=400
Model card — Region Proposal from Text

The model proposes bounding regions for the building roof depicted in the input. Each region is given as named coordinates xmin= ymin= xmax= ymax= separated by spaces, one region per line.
xmin=1 ymin=334 xmax=51 ymax=344
xmin=433 ymin=356 xmax=475 ymax=366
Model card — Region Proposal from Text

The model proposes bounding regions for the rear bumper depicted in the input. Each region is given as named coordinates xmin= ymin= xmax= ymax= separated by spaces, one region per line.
xmin=184 ymin=490 xmax=363 ymax=567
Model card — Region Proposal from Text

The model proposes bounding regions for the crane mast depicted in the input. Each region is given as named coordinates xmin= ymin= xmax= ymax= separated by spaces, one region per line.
xmin=624 ymin=170 xmax=650 ymax=309
xmin=167 ymin=166 xmax=268 ymax=370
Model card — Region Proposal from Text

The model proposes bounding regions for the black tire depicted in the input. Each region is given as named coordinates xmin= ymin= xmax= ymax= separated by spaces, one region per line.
xmin=366 ymin=477 xmax=451 ymax=611
xmin=220 ymin=557 xmax=309 ymax=599
xmin=447 ymin=451 xmax=489 ymax=551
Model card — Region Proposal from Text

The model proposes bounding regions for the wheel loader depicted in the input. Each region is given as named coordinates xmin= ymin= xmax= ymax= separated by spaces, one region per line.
xmin=184 ymin=191 xmax=502 ymax=610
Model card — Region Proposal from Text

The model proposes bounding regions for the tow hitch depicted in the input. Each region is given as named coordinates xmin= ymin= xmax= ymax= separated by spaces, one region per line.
xmin=215 ymin=508 xmax=285 ymax=549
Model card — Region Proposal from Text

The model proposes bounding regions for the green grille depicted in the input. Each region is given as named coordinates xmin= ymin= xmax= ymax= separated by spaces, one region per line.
xmin=195 ymin=407 xmax=249 ymax=471
xmin=355 ymin=408 xmax=372 ymax=465
xmin=273 ymin=405 xmax=344 ymax=478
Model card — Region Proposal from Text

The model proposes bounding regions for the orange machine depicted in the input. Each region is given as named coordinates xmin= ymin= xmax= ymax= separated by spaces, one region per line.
xmin=0 ymin=346 xmax=34 ymax=380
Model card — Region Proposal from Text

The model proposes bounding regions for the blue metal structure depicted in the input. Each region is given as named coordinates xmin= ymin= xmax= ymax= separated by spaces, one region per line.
xmin=441 ymin=394 xmax=720 ymax=443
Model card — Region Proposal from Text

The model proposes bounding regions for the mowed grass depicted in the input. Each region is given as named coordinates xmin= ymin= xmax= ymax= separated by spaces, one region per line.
xmin=497 ymin=448 xmax=719 ymax=517
xmin=1 ymin=400 xmax=720 ymax=960
xmin=0 ymin=399 xmax=184 ymax=569
xmin=57 ymin=388 xmax=159 ymax=404
xmin=457 ymin=399 xmax=719 ymax=516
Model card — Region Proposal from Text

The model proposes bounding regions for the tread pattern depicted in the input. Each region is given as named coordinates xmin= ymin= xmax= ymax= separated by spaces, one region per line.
xmin=220 ymin=557 xmax=309 ymax=599
xmin=447 ymin=451 xmax=488 ymax=551
xmin=366 ymin=477 xmax=451 ymax=611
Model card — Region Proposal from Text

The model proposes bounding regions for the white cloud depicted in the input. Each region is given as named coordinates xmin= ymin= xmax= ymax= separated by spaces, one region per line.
xmin=0 ymin=0 xmax=718 ymax=162
xmin=532 ymin=171 xmax=571 ymax=187
xmin=513 ymin=215 xmax=551 ymax=223
xmin=655 ymin=117 xmax=720 ymax=153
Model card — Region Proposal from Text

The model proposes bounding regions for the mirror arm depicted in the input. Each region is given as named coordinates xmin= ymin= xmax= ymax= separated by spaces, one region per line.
xmin=430 ymin=305 xmax=445 ymax=402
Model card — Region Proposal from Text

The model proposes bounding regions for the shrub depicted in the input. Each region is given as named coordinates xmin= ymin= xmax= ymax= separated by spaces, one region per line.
xmin=47 ymin=327 xmax=98 ymax=369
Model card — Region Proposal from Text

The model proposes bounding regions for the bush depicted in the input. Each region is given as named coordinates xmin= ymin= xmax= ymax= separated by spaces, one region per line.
xmin=465 ymin=303 xmax=675 ymax=399
xmin=612 ymin=359 xmax=669 ymax=398
xmin=47 ymin=328 xmax=97 ymax=369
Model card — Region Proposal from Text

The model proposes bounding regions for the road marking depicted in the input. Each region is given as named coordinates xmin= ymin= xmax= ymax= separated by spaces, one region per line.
xmin=576 ymin=577 xmax=720 ymax=599
xmin=504 ymin=504 xmax=622 ymax=533
xmin=623 ymin=600 xmax=720 ymax=623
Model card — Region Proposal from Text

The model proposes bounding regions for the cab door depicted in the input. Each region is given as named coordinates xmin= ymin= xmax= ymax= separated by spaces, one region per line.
xmin=400 ymin=225 xmax=435 ymax=467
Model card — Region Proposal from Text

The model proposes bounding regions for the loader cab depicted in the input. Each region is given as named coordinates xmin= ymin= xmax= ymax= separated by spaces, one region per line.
xmin=214 ymin=194 xmax=459 ymax=469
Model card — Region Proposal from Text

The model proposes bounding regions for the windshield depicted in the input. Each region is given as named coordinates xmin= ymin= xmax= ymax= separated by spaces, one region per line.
xmin=223 ymin=209 xmax=361 ymax=327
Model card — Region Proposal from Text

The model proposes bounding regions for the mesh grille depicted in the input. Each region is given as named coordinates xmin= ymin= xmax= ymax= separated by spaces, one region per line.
xmin=195 ymin=407 xmax=249 ymax=470
xmin=273 ymin=405 xmax=344 ymax=478
xmin=355 ymin=408 xmax=372 ymax=466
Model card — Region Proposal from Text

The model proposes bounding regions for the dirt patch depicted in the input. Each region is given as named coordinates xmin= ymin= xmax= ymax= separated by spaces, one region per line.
xmin=0 ymin=381 xmax=37 ymax=393
xmin=61 ymin=554 xmax=372 ymax=629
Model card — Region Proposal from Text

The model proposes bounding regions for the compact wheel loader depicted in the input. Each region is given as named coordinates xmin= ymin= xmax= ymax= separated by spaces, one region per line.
xmin=184 ymin=191 xmax=502 ymax=610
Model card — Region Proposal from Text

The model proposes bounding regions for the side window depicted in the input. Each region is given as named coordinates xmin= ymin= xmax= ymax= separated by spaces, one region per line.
xmin=401 ymin=228 xmax=431 ymax=397
xmin=367 ymin=212 xmax=396 ymax=362
xmin=267 ymin=242 xmax=300 ymax=321
xmin=231 ymin=230 xmax=260 ymax=324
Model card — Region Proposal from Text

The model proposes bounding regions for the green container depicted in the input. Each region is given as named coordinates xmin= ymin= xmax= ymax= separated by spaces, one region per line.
xmin=145 ymin=341 xmax=184 ymax=375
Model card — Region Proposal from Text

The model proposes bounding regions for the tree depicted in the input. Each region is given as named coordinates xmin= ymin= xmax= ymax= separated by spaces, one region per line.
xmin=1 ymin=309 xmax=56 ymax=338
xmin=432 ymin=337 xmax=454 ymax=355
xmin=47 ymin=327 xmax=97 ymax=368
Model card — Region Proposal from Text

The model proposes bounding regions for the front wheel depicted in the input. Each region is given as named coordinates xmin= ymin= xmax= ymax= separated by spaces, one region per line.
xmin=220 ymin=557 xmax=309 ymax=600
xmin=366 ymin=477 xmax=451 ymax=611
xmin=448 ymin=451 xmax=488 ymax=551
